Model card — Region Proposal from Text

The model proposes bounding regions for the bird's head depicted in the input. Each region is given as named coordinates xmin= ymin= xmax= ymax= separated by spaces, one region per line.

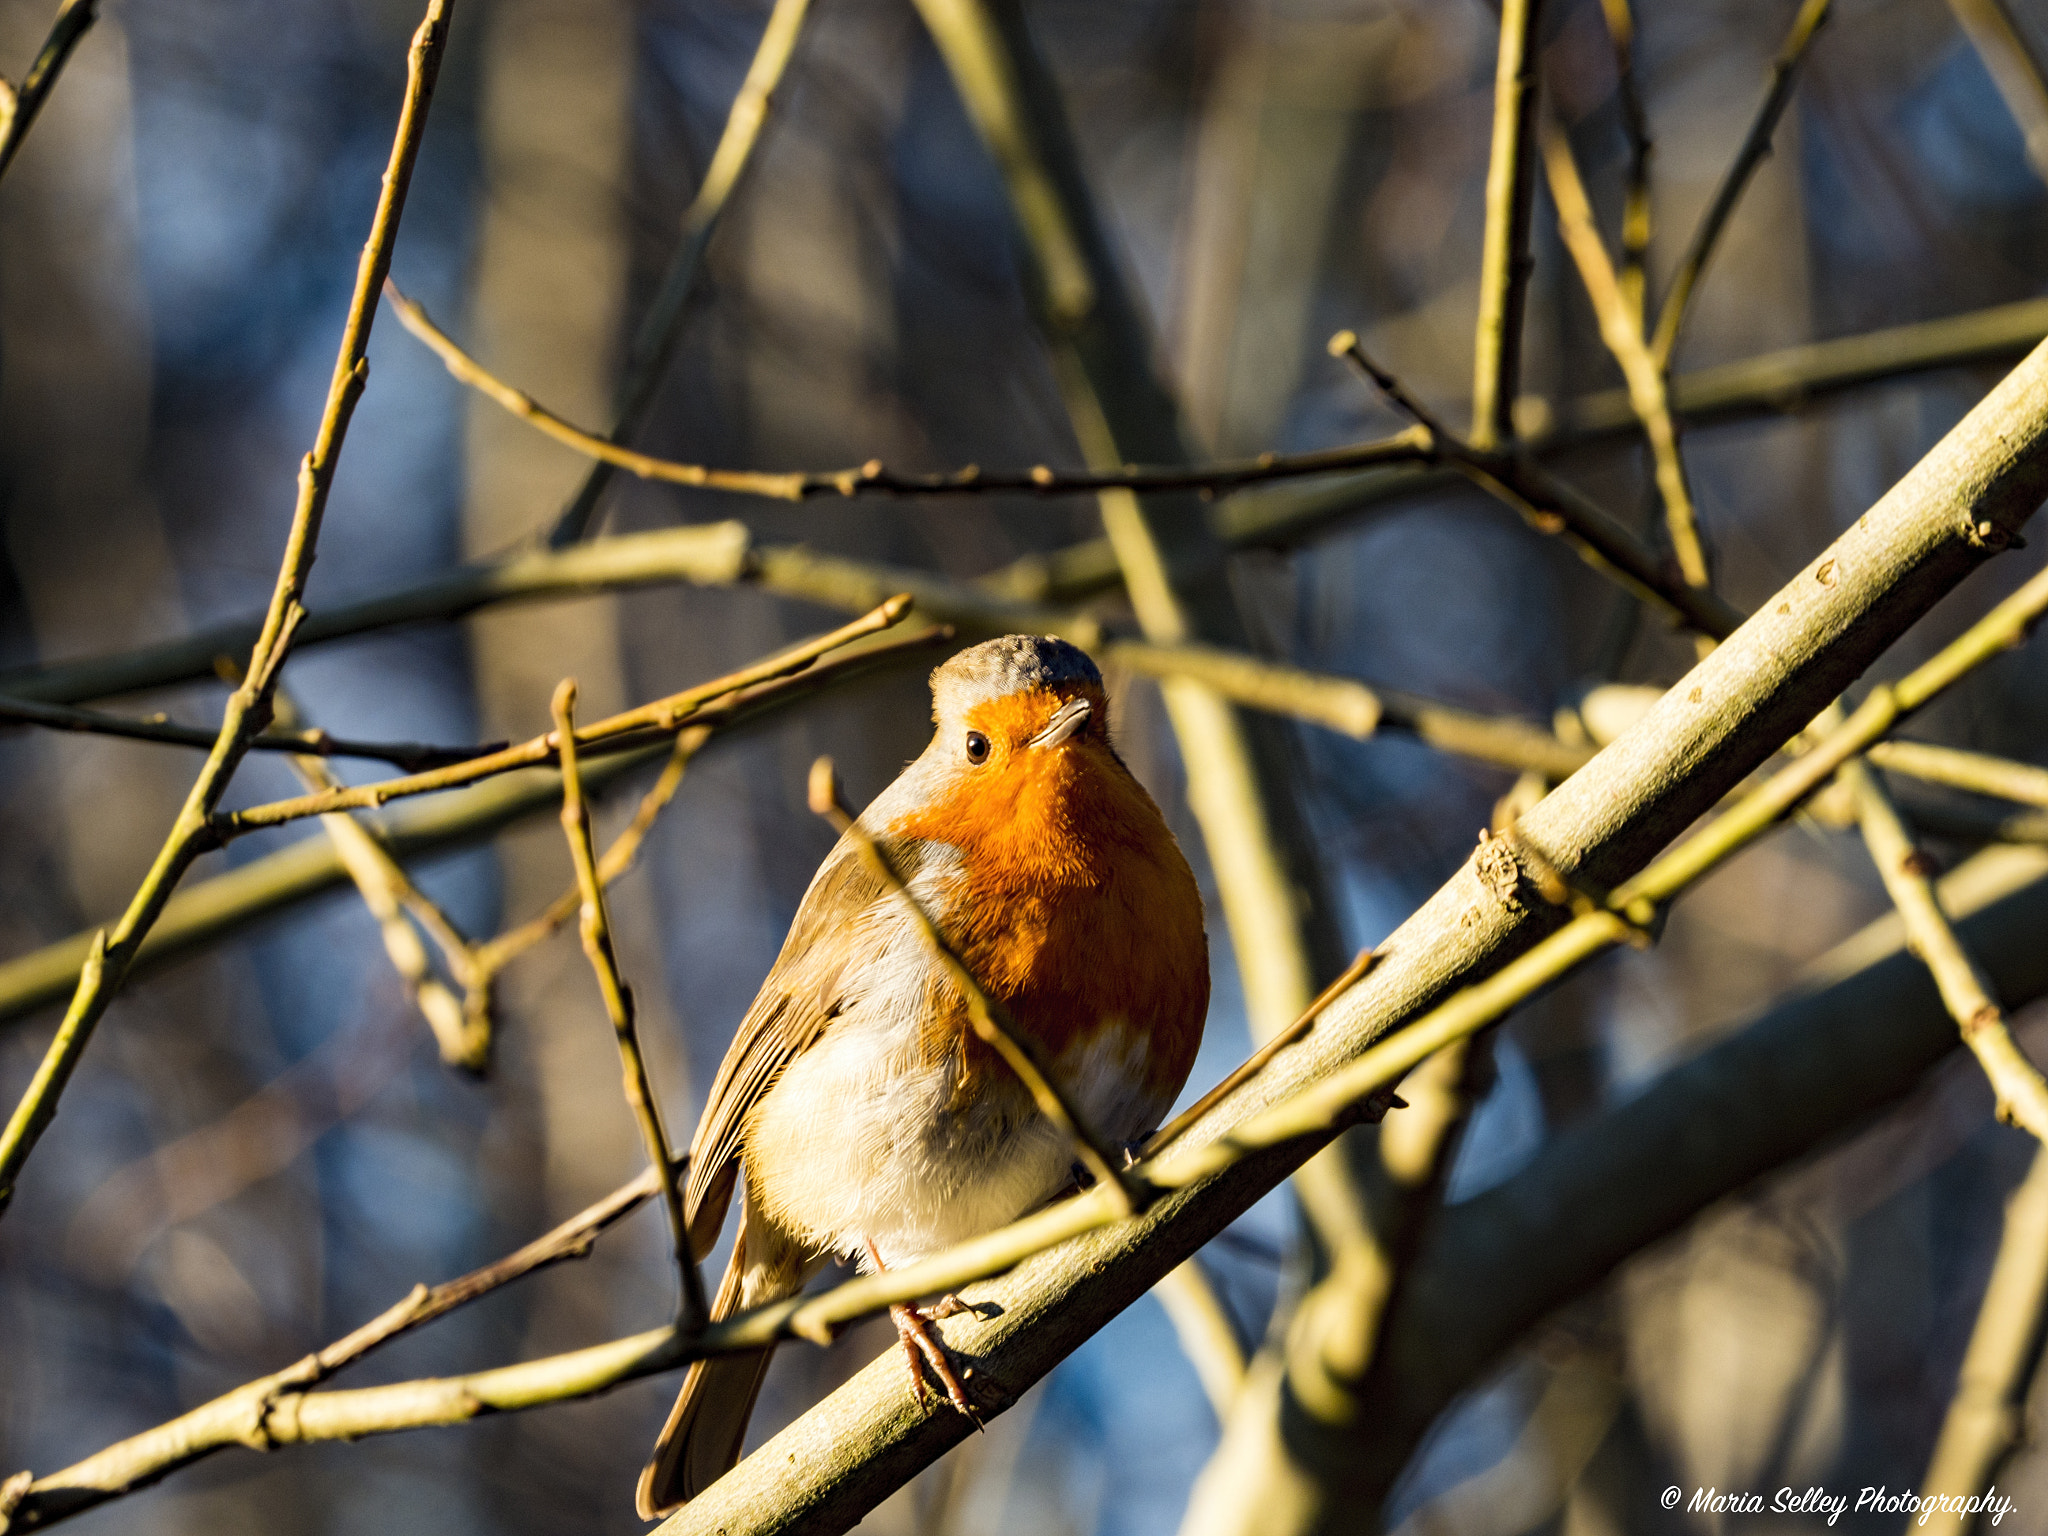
xmin=925 ymin=634 xmax=1110 ymax=785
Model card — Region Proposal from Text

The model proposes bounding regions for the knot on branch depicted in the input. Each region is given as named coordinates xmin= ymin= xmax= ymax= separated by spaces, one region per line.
xmin=1961 ymin=514 xmax=2018 ymax=551
xmin=1471 ymin=828 xmax=1526 ymax=915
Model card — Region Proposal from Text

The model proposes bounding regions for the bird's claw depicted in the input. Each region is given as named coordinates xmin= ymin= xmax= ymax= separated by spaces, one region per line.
xmin=889 ymin=1302 xmax=982 ymax=1425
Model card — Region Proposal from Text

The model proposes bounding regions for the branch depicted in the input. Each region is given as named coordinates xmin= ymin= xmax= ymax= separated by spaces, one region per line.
xmin=211 ymin=596 xmax=915 ymax=839
xmin=1350 ymin=841 xmax=2048 ymax=1516
xmin=1595 ymin=0 xmax=1652 ymax=327
xmin=1540 ymin=122 xmax=1712 ymax=605
xmin=652 ymin=335 xmax=2048 ymax=1534
xmin=0 ymin=0 xmax=96 ymax=182
xmin=287 ymin=744 xmax=490 ymax=1072
xmin=547 ymin=0 xmax=816 ymax=544
xmin=1648 ymin=0 xmax=1832 ymax=368
xmin=552 ymin=682 xmax=707 ymax=1328
xmin=1870 ymin=738 xmax=2048 ymax=809
xmin=1470 ymin=0 xmax=1546 ymax=449
xmin=807 ymin=758 xmax=1139 ymax=1213
xmin=0 ymin=624 xmax=951 ymax=1025
xmin=1918 ymin=1141 xmax=2048 ymax=1531
xmin=7 ymin=1166 xmax=666 ymax=1529
xmin=1844 ymin=761 xmax=2048 ymax=1139
xmin=388 ymin=278 xmax=1429 ymax=503
xmin=0 ymin=0 xmax=454 ymax=1219
xmin=0 ymin=692 xmax=498 ymax=772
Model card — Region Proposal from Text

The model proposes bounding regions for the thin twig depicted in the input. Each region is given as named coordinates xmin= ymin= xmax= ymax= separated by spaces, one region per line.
xmin=1648 ymin=0 xmax=1832 ymax=368
xmin=1541 ymin=121 xmax=1713 ymax=607
xmin=7 ymin=1166 xmax=666 ymax=1530
xmin=0 ymin=692 xmax=497 ymax=771
xmin=552 ymin=682 xmax=707 ymax=1330
xmin=389 ymin=281 xmax=1430 ymax=503
xmin=1595 ymin=0 xmax=1652 ymax=328
xmin=1844 ymin=761 xmax=2048 ymax=1140
xmin=1470 ymin=0 xmax=1547 ymax=448
xmin=547 ymin=0 xmax=815 ymax=544
xmin=211 ymin=596 xmax=914 ymax=839
xmin=0 ymin=625 xmax=954 ymax=1027
xmin=0 ymin=0 xmax=454 ymax=1219
xmin=1144 ymin=947 xmax=1381 ymax=1161
xmin=286 ymin=747 xmax=489 ymax=1073
xmin=0 ymin=0 xmax=97 ymax=182
xmin=1332 ymin=330 xmax=1744 ymax=639
xmin=807 ymin=757 xmax=1141 ymax=1215
xmin=1870 ymin=738 xmax=2048 ymax=810
xmin=471 ymin=726 xmax=708 ymax=979
xmin=1918 ymin=1141 xmax=2048 ymax=1532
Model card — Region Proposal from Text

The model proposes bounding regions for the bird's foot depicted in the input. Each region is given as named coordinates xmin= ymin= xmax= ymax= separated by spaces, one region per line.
xmin=865 ymin=1238 xmax=983 ymax=1425
xmin=889 ymin=1301 xmax=981 ymax=1425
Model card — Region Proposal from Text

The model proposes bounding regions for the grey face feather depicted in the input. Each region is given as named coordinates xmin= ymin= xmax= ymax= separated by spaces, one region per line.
xmin=928 ymin=635 xmax=1102 ymax=722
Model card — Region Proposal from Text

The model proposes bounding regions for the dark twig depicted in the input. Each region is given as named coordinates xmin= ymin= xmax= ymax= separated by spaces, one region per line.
xmin=0 ymin=0 xmax=97 ymax=183
xmin=211 ymin=597 xmax=914 ymax=839
xmin=389 ymin=280 xmax=1430 ymax=503
xmin=0 ymin=692 xmax=499 ymax=772
xmin=1648 ymin=0 xmax=1832 ymax=368
xmin=546 ymin=0 xmax=815 ymax=544
xmin=1331 ymin=330 xmax=1743 ymax=639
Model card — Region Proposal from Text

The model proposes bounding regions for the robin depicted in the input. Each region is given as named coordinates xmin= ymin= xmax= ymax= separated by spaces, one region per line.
xmin=636 ymin=634 xmax=1209 ymax=1516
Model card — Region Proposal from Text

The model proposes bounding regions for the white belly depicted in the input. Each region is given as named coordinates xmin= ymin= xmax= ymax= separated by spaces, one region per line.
xmin=743 ymin=1006 xmax=1164 ymax=1271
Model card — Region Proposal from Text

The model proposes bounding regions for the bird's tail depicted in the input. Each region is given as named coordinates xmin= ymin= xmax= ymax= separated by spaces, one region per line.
xmin=636 ymin=1206 xmax=784 ymax=1520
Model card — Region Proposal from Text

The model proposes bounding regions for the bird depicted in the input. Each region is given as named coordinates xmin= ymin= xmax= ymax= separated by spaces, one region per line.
xmin=636 ymin=633 xmax=1209 ymax=1518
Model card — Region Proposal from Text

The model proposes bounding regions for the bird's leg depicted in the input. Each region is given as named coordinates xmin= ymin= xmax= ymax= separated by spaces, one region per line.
xmin=865 ymin=1239 xmax=980 ymax=1422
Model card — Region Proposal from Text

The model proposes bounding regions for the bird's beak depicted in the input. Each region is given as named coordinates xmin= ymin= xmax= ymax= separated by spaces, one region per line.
xmin=1028 ymin=697 xmax=1092 ymax=749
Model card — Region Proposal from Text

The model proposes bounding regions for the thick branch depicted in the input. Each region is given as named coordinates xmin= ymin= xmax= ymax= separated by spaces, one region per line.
xmin=655 ymin=336 xmax=2048 ymax=1536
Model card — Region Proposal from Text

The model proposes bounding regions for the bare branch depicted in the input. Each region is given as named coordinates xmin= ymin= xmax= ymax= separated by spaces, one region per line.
xmin=388 ymin=277 xmax=1428 ymax=503
xmin=1845 ymin=761 xmax=2048 ymax=1140
xmin=0 ymin=0 xmax=455 ymax=1218
xmin=1470 ymin=0 xmax=1546 ymax=448
xmin=0 ymin=0 xmax=97 ymax=182
xmin=1648 ymin=0 xmax=1832 ymax=368
xmin=211 ymin=596 xmax=915 ymax=839
xmin=548 ymin=0 xmax=816 ymax=544
xmin=553 ymin=682 xmax=707 ymax=1328
xmin=1540 ymin=122 xmax=1713 ymax=608
xmin=0 ymin=692 xmax=498 ymax=772
xmin=1919 ymin=1141 xmax=2048 ymax=1531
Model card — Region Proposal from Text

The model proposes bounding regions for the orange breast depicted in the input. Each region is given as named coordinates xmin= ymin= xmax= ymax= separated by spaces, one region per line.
xmin=886 ymin=695 xmax=1209 ymax=1105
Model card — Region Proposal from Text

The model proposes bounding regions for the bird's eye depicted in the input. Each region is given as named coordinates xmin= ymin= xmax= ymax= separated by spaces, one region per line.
xmin=964 ymin=730 xmax=991 ymax=765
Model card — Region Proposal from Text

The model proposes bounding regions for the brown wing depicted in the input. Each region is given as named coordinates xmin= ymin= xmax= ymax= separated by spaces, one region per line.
xmin=680 ymin=830 xmax=922 ymax=1254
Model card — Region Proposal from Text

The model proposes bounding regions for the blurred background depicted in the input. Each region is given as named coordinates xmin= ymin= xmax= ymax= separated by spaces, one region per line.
xmin=3 ymin=0 xmax=2048 ymax=1531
